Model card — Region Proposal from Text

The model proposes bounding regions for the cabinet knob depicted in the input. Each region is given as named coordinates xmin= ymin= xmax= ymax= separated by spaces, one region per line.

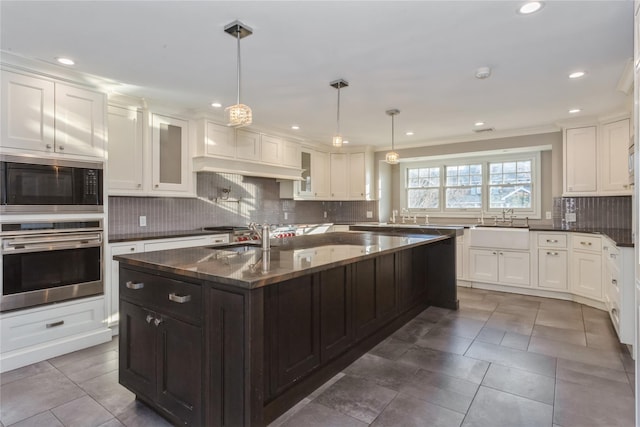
xmin=154 ymin=317 xmax=163 ymax=327
xmin=612 ymin=279 xmax=618 ymax=285
xmin=155 ymin=184 xmax=159 ymax=188
xmin=547 ymin=251 xmax=559 ymax=256
xmin=492 ymin=251 xmax=497 ymax=255
xmin=58 ymin=146 xmax=64 ymax=150
xmin=146 ymin=314 xmax=154 ymax=324
xmin=169 ymin=293 xmax=191 ymax=304
xmin=46 ymin=144 xmax=52 ymax=149
xmin=130 ymin=247 xmax=135 ymax=252
xmin=546 ymin=239 xmax=558 ymax=243
xmin=580 ymin=241 xmax=592 ymax=246
xmin=137 ymin=184 xmax=142 ymax=188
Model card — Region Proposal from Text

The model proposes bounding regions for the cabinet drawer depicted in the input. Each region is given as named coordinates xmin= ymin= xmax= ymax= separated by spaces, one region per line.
xmin=1 ymin=297 xmax=104 ymax=353
xmin=571 ymin=235 xmax=601 ymax=252
xmin=120 ymin=268 xmax=202 ymax=324
xmin=537 ymin=233 xmax=567 ymax=248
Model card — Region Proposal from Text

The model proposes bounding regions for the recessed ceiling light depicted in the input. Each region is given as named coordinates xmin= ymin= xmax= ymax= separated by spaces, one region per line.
xmin=291 ymin=125 xmax=300 ymax=130
xmin=568 ymin=71 xmax=586 ymax=79
xmin=518 ymin=1 xmax=544 ymax=15
xmin=475 ymin=121 xmax=485 ymax=126
xmin=569 ymin=108 xmax=581 ymax=114
xmin=211 ymin=102 xmax=222 ymax=108
xmin=56 ymin=57 xmax=75 ymax=66
xmin=405 ymin=131 xmax=414 ymax=136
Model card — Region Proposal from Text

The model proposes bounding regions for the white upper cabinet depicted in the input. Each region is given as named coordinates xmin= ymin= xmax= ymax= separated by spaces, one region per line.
xmin=202 ymin=121 xmax=235 ymax=158
xmin=313 ymin=149 xmax=331 ymax=199
xmin=563 ymin=118 xmax=632 ymax=196
xmin=348 ymin=152 xmax=368 ymax=200
xmin=330 ymin=153 xmax=349 ymax=199
xmin=282 ymin=139 xmax=300 ymax=168
xmin=564 ymin=126 xmax=597 ymax=194
xmin=236 ymin=129 xmax=261 ymax=161
xmin=1 ymin=71 xmax=55 ymax=152
xmin=54 ymin=83 xmax=106 ymax=158
xmin=151 ymin=113 xmax=192 ymax=194
xmin=599 ymin=118 xmax=631 ymax=194
xmin=261 ymin=134 xmax=282 ymax=164
xmin=1 ymin=70 xmax=105 ymax=159
xmin=107 ymin=105 xmax=144 ymax=193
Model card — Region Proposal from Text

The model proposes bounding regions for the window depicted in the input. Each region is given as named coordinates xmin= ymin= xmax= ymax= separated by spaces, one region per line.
xmin=407 ymin=167 xmax=440 ymax=209
xmin=399 ymin=152 xmax=541 ymax=218
xmin=445 ymin=164 xmax=482 ymax=209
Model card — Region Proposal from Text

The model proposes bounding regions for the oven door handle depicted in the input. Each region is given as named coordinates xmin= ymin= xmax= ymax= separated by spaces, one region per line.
xmin=2 ymin=234 xmax=102 ymax=253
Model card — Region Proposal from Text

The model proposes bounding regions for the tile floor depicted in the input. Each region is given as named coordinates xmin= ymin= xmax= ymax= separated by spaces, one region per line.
xmin=0 ymin=287 xmax=636 ymax=427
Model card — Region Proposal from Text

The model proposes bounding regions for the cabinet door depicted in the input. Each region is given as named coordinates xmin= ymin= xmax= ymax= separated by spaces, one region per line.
xmin=330 ymin=153 xmax=348 ymax=199
xmin=320 ymin=266 xmax=353 ymax=361
xmin=156 ymin=316 xmax=202 ymax=427
xmin=1 ymin=71 xmax=55 ymax=152
xmin=353 ymin=255 xmax=397 ymax=339
xmin=236 ymin=129 xmax=260 ymax=161
xmin=296 ymin=149 xmax=313 ymax=197
xmin=398 ymin=247 xmax=428 ymax=311
xmin=267 ymin=274 xmax=320 ymax=395
xmin=348 ymin=152 xmax=367 ymax=200
xmin=564 ymin=126 xmax=597 ymax=193
xmin=538 ymin=249 xmax=568 ymax=290
xmin=282 ymin=140 xmax=300 ymax=168
xmin=205 ymin=121 xmax=235 ymax=158
xmin=119 ymin=301 xmax=157 ymax=399
xmin=151 ymin=114 xmax=190 ymax=193
xmin=55 ymin=84 xmax=106 ymax=158
xmin=600 ymin=119 xmax=631 ymax=193
xmin=261 ymin=134 xmax=282 ymax=164
xmin=313 ymin=150 xmax=331 ymax=199
xmin=108 ymin=243 xmax=140 ymax=327
xmin=571 ymin=251 xmax=603 ymax=300
xmin=469 ymin=249 xmax=498 ymax=282
xmin=498 ymin=251 xmax=530 ymax=286
xmin=107 ymin=106 xmax=144 ymax=193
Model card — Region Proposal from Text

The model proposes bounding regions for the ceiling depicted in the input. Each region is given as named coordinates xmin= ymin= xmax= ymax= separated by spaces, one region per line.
xmin=0 ymin=1 xmax=634 ymax=151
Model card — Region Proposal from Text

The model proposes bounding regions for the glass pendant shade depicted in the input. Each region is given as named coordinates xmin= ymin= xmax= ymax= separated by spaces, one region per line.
xmin=385 ymin=151 xmax=399 ymax=164
xmin=332 ymin=135 xmax=343 ymax=148
xmin=225 ymin=104 xmax=252 ymax=127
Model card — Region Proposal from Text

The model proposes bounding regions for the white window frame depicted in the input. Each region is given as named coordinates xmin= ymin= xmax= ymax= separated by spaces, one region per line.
xmin=399 ymin=151 xmax=541 ymax=219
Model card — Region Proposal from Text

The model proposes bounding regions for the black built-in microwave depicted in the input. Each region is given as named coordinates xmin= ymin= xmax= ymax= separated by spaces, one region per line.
xmin=0 ymin=155 xmax=103 ymax=213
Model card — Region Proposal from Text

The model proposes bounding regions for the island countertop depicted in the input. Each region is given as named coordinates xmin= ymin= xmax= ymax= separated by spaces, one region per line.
xmin=114 ymin=231 xmax=451 ymax=289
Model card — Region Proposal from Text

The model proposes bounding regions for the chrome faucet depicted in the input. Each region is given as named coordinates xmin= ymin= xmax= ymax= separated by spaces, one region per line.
xmin=248 ymin=222 xmax=271 ymax=251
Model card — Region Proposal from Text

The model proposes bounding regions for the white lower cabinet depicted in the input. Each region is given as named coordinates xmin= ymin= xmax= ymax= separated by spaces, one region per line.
xmin=469 ymin=249 xmax=530 ymax=286
xmin=570 ymin=234 xmax=603 ymax=300
xmin=106 ymin=234 xmax=229 ymax=332
xmin=0 ymin=296 xmax=111 ymax=373
xmin=537 ymin=249 xmax=568 ymax=290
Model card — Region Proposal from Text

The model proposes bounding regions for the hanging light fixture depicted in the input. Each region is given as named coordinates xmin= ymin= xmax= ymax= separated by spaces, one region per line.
xmin=385 ymin=109 xmax=400 ymax=164
xmin=330 ymin=79 xmax=348 ymax=148
xmin=224 ymin=20 xmax=253 ymax=127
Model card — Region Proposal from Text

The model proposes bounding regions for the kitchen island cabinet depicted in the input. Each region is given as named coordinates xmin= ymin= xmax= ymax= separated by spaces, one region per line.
xmin=116 ymin=232 xmax=456 ymax=426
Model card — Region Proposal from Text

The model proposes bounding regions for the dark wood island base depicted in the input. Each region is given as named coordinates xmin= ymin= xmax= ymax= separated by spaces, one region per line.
xmin=116 ymin=232 xmax=457 ymax=426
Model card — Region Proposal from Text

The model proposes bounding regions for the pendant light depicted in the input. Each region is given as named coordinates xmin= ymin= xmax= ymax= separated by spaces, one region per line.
xmin=330 ymin=79 xmax=348 ymax=148
xmin=224 ymin=21 xmax=253 ymax=127
xmin=385 ymin=109 xmax=400 ymax=164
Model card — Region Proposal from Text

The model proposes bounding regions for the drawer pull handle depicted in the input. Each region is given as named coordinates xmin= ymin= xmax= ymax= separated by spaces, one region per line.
xmin=146 ymin=314 xmax=154 ymax=324
xmin=126 ymin=281 xmax=144 ymax=290
xmin=580 ymin=241 xmax=592 ymax=246
xmin=169 ymin=293 xmax=191 ymax=303
xmin=154 ymin=317 xmax=163 ymax=327
xmin=546 ymin=251 xmax=559 ymax=256
xmin=610 ymin=254 xmax=617 ymax=259
xmin=46 ymin=320 xmax=64 ymax=328
xmin=546 ymin=239 xmax=558 ymax=243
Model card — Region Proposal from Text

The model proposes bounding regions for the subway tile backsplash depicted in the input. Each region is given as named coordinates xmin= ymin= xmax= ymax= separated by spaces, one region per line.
xmin=108 ymin=172 xmax=379 ymax=235
xmin=552 ymin=196 xmax=632 ymax=230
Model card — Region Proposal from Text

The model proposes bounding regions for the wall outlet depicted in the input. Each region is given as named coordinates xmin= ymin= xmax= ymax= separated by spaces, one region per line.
xmin=565 ymin=212 xmax=577 ymax=223
xmin=139 ymin=215 xmax=147 ymax=227
xmin=323 ymin=211 xmax=327 ymax=218
xmin=366 ymin=211 xmax=373 ymax=219
xmin=284 ymin=212 xmax=288 ymax=221
xmin=545 ymin=211 xmax=552 ymax=220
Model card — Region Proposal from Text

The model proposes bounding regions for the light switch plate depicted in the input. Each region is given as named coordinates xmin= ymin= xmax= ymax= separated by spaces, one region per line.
xmin=565 ymin=212 xmax=576 ymax=223
xmin=139 ymin=216 xmax=147 ymax=227
xmin=545 ymin=211 xmax=552 ymax=220
xmin=284 ymin=212 xmax=288 ymax=220
xmin=366 ymin=211 xmax=373 ymax=218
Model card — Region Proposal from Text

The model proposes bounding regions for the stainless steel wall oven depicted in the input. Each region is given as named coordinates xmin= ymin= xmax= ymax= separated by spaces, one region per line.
xmin=1 ymin=220 xmax=103 ymax=312
xmin=0 ymin=155 xmax=103 ymax=214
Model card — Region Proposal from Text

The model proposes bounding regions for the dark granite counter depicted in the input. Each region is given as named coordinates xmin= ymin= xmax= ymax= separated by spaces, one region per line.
xmin=109 ymin=229 xmax=227 ymax=243
xmin=349 ymin=223 xmax=465 ymax=236
xmin=115 ymin=231 xmax=450 ymax=289
xmin=527 ymin=225 xmax=633 ymax=247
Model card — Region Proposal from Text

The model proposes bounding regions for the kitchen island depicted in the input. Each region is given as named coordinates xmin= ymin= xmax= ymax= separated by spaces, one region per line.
xmin=115 ymin=231 xmax=457 ymax=427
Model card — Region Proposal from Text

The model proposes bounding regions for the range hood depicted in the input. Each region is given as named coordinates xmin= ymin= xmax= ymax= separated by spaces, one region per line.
xmin=193 ymin=156 xmax=303 ymax=181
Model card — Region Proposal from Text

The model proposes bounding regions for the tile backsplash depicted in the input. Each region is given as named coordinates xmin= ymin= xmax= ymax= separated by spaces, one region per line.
xmin=552 ymin=196 xmax=632 ymax=229
xmin=108 ymin=172 xmax=379 ymax=235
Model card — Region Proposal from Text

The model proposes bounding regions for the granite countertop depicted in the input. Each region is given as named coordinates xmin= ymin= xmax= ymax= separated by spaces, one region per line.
xmin=109 ymin=229 xmax=227 ymax=243
xmin=114 ymin=231 xmax=451 ymax=289
xmin=350 ymin=223 xmax=465 ymax=236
